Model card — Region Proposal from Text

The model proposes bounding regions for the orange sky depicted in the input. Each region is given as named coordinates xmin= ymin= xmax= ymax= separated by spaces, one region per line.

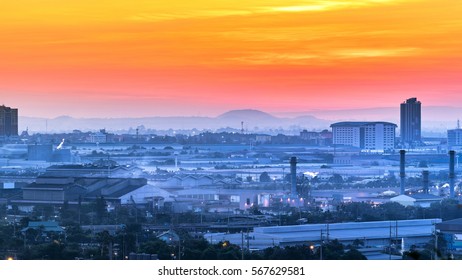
xmin=1 ymin=0 xmax=462 ymax=118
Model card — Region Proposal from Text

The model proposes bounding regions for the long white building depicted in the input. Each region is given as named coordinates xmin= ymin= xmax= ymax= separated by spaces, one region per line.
xmin=205 ymin=219 xmax=440 ymax=252
xmin=331 ymin=122 xmax=397 ymax=152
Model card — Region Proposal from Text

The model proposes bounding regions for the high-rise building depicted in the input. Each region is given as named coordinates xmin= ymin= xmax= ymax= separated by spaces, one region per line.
xmin=0 ymin=105 xmax=18 ymax=137
xmin=400 ymin=97 xmax=421 ymax=145
xmin=330 ymin=121 xmax=396 ymax=151
xmin=448 ymin=121 xmax=462 ymax=148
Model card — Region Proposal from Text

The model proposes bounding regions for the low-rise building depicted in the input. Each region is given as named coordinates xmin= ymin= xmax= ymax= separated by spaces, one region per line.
xmin=390 ymin=194 xmax=443 ymax=208
xmin=205 ymin=219 xmax=440 ymax=252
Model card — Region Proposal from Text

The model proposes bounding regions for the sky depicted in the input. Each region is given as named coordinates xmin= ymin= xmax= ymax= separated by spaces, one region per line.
xmin=1 ymin=0 xmax=462 ymax=118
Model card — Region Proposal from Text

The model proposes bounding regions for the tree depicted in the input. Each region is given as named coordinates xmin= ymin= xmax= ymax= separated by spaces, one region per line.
xmin=201 ymin=247 xmax=218 ymax=260
xmin=379 ymin=202 xmax=408 ymax=220
xmin=259 ymin=172 xmax=271 ymax=182
xmin=65 ymin=225 xmax=91 ymax=243
xmin=20 ymin=241 xmax=80 ymax=260
xmin=321 ymin=239 xmax=344 ymax=260
xmin=297 ymin=176 xmax=311 ymax=199
xmin=141 ymin=239 xmax=171 ymax=260
xmin=249 ymin=205 xmax=262 ymax=215
xmin=180 ymin=237 xmax=209 ymax=260
xmin=350 ymin=238 xmax=365 ymax=249
xmin=341 ymin=248 xmax=367 ymax=260
xmin=329 ymin=174 xmax=344 ymax=184
xmin=96 ymin=230 xmax=113 ymax=259
xmin=418 ymin=160 xmax=428 ymax=168
xmin=95 ymin=196 xmax=107 ymax=224
xmin=403 ymin=249 xmax=432 ymax=260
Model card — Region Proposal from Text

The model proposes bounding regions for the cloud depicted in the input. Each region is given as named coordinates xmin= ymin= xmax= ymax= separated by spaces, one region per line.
xmin=225 ymin=47 xmax=421 ymax=66
xmin=332 ymin=47 xmax=422 ymax=58
xmin=127 ymin=9 xmax=253 ymax=22
xmin=127 ymin=0 xmax=409 ymax=22
xmin=228 ymin=52 xmax=320 ymax=65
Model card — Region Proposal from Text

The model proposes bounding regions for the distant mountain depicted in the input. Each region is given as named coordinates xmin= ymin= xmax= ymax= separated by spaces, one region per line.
xmin=20 ymin=116 xmax=215 ymax=133
xmin=217 ymin=109 xmax=330 ymax=132
xmin=274 ymin=106 xmax=462 ymax=122
xmin=273 ymin=106 xmax=462 ymax=135
xmin=19 ymin=106 xmax=460 ymax=135
xmin=218 ymin=109 xmax=278 ymax=121
xmin=19 ymin=109 xmax=331 ymax=134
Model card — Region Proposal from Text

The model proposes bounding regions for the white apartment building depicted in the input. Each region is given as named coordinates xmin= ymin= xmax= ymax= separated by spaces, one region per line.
xmin=331 ymin=122 xmax=397 ymax=151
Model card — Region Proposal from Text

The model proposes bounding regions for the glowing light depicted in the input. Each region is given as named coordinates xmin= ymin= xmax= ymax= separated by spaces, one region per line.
xmin=57 ymin=139 xmax=65 ymax=150
xmin=304 ymin=172 xmax=319 ymax=178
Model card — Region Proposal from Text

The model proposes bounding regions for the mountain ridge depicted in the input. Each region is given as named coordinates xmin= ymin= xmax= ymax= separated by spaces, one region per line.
xmin=19 ymin=109 xmax=330 ymax=134
xmin=19 ymin=107 xmax=459 ymax=135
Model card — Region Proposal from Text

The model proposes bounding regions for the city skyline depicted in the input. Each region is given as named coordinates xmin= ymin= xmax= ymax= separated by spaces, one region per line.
xmin=2 ymin=0 xmax=462 ymax=118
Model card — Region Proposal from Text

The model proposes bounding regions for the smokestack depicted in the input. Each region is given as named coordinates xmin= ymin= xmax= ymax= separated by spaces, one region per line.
xmin=449 ymin=150 xmax=456 ymax=198
xmin=400 ymin=150 xmax=406 ymax=195
xmin=290 ymin=156 xmax=298 ymax=197
xmin=422 ymin=170 xmax=429 ymax=194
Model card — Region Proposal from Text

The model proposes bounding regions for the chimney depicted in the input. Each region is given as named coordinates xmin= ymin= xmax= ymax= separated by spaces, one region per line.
xmin=290 ymin=156 xmax=298 ymax=197
xmin=422 ymin=170 xmax=429 ymax=194
xmin=400 ymin=150 xmax=406 ymax=195
xmin=449 ymin=150 xmax=456 ymax=198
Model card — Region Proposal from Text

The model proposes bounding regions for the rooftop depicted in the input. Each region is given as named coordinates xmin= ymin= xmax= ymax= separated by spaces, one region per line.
xmin=330 ymin=121 xmax=397 ymax=127
xmin=205 ymin=219 xmax=440 ymax=250
xmin=436 ymin=218 xmax=462 ymax=233
xmin=21 ymin=221 xmax=65 ymax=233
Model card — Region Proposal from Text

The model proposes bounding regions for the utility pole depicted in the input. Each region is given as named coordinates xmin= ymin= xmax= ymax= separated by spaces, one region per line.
xmin=320 ymin=229 xmax=323 ymax=260
xmin=434 ymin=225 xmax=438 ymax=260
xmin=246 ymin=230 xmax=250 ymax=251
xmin=389 ymin=222 xmax=392 ymax=260
xmin=326 ymin=223 xmax=330 ymax=241
xmin=178 ymin=239 xmax=181 ymax=260
xmin=241 ymin=231 xmax=244 ymax=260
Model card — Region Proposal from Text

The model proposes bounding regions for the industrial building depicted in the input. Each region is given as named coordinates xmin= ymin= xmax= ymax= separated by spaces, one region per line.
xmin=14 ymin=176 xmax=148 ymax=209
xmin=205 ymin=219 xmax=441 ymax=253
xmin=390 ymin=194 xmax=443 ymax=208
xmin=330 ymin=122 xmax=396 ymax=152
xmin=436 ymin=218 xmax=462 ymax=256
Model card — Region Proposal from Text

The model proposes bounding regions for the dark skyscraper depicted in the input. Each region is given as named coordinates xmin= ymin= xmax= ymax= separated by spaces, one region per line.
xmin=400 ymin=97 xmax=421 ymax=145
xmin=0 ymin=105 xmax=18 ymax=137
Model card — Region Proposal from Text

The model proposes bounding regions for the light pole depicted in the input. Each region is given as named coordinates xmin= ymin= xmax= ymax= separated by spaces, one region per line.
xmin=178 ymin=238 xmax=181 ymax=260
xmin=320 ymin=229 xmax=324 ymax=260
xmin=433 ymin=222 xmax=438 ymax=260
xmin=241 ymin=231 xmax=244 ymax=260
xmin=200 ymin=201 xmax=204 ymax=224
